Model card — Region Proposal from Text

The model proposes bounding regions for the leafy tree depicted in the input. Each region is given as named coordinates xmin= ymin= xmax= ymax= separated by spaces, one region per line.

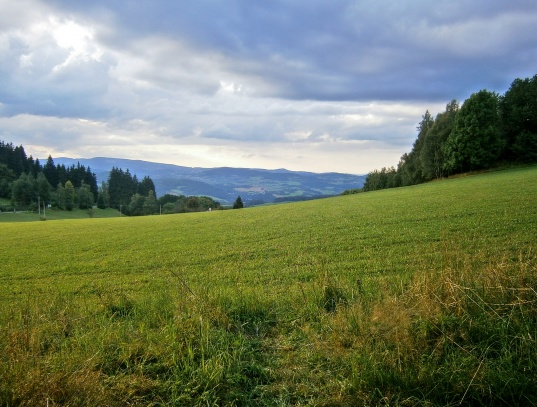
xmin=160 ymin=195 xmax=221 ymax=213
xmin=363 ymin=167 xmax=398 ymax=191
xmin=55 ymin=183 xmax=65 ymax=209
xmin=143 ymin=190 xmax=158 ymax=215
xmin=96 ymin=193 xmax=106 ymax=209
xmin=444 ymin=90 xmax=502 ymax=173
xmin=199 ymin=196 xmax=221 ymax=211
xmin=36 ymin=172 xmax=52 ymax=207
xmin=11 ymin=173 xmax=36 ymax=208
xmin=162 ymin=202 xmax=175 ymax=214
xmin=97 ymin=192 xmax=106 ymax=209
xmin=64 ymin=180 xmax=76 ymax=211
xmin=186 ymin=196 xmax=200 ymax=211
xmin=420 ymin=100 xmax=459 ymax=180
xmin=396 ymin=153 xmax=415 ymax=187
xmin=97 ymin=181 xmax=109 ymax=209
xmin=500 ymin=75 xmax=537 ymax=162
xmin=175 ymin=197 xmax=189 ymax=212
xmin=158 ymin=194 xmax=182 ymax=207
xmin=233 ymin=196 xmax=244 ymax=209
xmin=510 ymin=131 xmax=537 ymax=163
xmin=77 ymin=182 xmax=94 ymax=209
xmin=360 ymin=74 xmax=536 ymax=193
xmin=341 ymin=188 xmax=362 ymax=195
xmin=398 ymin=111 xmax=434 ymax=186
xmin=128 ymin=193 xmax=144 ymax=216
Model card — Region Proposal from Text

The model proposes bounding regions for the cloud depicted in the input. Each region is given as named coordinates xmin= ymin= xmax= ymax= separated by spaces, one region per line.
xmin=0 ymin=0 xmax=536 ymax=174
xmin=0 ymin=5 xmax=113 ymax=118
xmin=44 ymin=0 xmax=537 ymax=102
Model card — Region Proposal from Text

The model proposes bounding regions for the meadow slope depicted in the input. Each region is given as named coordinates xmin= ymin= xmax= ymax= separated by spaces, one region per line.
xmin=1 ymin=166 xmax=536 ymax=406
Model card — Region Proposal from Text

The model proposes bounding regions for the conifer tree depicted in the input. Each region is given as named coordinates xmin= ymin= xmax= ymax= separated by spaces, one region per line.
xmin=233 ymin=196 xmax=244 ymax=209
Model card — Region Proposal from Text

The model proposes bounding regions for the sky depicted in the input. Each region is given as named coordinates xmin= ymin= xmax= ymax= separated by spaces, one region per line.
xmin=1 ymin=1 xmax=536 ymax=175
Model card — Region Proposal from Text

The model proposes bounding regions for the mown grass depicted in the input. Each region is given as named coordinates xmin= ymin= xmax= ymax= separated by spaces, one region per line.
xmin=0 ymin=166 xmax=536 ymax=405
xmin=0 ymin=207 xmax=121 ymax=222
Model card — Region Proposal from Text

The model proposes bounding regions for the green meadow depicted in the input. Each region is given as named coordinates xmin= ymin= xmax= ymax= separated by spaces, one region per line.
xmin=1 ymin=166 xmax=536 ymax=406
xmin=0 ymin=207 xmax=121 ymax=222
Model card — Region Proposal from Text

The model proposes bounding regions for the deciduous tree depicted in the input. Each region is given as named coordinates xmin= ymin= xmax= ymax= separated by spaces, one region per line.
xmin=64 ymin=180 xmax=75 ymax=211
xmin=500 ymin=75 xmax=537 ymax=162
xmin=36 ymin=172 xmax=51 ymax=207
xmin=421 ymin=100 xmax=459 ymax=179
xmin=127 ymin=193 xmax=145 ymax=216
xmin=143 ymin=190 xmax=158 ymax=215
xmin=398 ymin=111 xmax=434 ymax=186
xmin=444 ymin=90 xmax=502 ymax=173
xmin=77 ymin=182 xmax=94 ymax=209
xmin=11 ymin=173 xmax=36 ymax=208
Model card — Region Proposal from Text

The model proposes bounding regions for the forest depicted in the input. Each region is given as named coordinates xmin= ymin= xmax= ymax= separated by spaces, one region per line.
xmin=361 ymin=74 xmax=537 ymax=191
xmin=0 ymin=147 xmax=221 ymax=215
xmin=0 ymin=149 xmax=98 ymax=212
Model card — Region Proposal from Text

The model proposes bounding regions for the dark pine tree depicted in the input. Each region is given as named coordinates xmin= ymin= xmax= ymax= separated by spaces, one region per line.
xmin=233 ymin=196 xmax=244 ymax=209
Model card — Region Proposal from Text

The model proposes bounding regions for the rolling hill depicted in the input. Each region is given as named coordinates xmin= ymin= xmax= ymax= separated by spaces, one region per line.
xmin=52 ymin=157 xmax=366 ymax=205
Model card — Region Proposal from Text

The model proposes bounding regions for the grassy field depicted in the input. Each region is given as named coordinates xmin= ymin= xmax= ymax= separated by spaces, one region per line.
xmin=1 ymin=166 xmax=536 ymax=406
xmin=0 ymin=207 xmax=121 ymax=222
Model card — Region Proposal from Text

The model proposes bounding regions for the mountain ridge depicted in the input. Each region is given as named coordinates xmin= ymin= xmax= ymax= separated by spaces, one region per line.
xmin=51 ymin=157 xmax=366 ymax=205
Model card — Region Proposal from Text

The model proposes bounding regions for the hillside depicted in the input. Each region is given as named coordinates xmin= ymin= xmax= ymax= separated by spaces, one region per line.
xmin=52 ymin=157 xmax=366 ymax=204
xmin=1 ymin=166 xmax=536 ymax=405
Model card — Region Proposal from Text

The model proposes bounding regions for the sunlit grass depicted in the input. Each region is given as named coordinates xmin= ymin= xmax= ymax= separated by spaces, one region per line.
xmin=0 ymin=166 xmax=536 ymax=405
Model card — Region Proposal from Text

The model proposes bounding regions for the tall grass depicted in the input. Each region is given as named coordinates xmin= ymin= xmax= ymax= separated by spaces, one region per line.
xmin=342 ymin=246 xmax=536 ymax=405
xmin=0 ymin=166 xmax=536 ymax=405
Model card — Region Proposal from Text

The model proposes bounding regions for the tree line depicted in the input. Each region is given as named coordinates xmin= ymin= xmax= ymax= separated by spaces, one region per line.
xmin=0 ymin=142 xmax=224 ymax=215
xmin=1 ymin=143 xmax=98 ymax=211
xmin=97 ymin=167 xmax=223 ymax=215
xmin=361 ymin=74 xmax=537 ymax=192
xmin=98 ymin=167 xmax=157 ymax=213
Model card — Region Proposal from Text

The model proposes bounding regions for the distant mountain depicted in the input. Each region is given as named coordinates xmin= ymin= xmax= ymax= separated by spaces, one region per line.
xmin=52 ymin=157 xmax=365 ymax=205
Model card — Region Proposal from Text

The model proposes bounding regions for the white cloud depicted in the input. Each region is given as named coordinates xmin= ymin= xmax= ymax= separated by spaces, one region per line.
xmin=50 ymin=18 xmax=103 ymax=72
